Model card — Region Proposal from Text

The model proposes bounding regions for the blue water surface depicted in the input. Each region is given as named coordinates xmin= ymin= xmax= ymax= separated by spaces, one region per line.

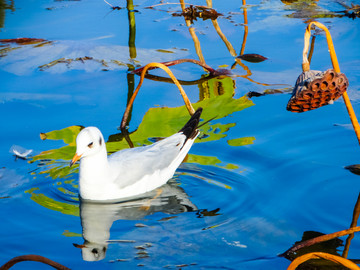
xmin=1 ymin=0 xmax=360 ymax=269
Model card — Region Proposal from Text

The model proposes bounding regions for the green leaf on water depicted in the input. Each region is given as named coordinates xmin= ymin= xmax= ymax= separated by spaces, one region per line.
xmin=227 ymin=137 xmax=256 ymax=147
xmin=62 ymin=230 xmax=82 ymax=237
xmin=29 ymin=76 xmax=255 ymax=215
xmin=40 ymin=125 xmax=83 ymax=145
xmin=33 ymin=85 xmax=254 ymax=168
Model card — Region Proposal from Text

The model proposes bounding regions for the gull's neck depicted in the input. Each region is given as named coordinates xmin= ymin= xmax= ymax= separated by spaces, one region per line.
xmin=79 ymin=146 xmax=110 ymax=200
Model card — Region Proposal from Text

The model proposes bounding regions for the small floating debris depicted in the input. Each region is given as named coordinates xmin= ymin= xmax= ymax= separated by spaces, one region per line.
xmin=135 ymin=223 xmax=148 ymax=228
xmin=158 ymin=216 xmax=177 ymax=222
xmin=336 ymin=3 xmax=360 ymax=19
xmin=109 ymin=258 xmax=131 ymax=263
xmin=103 ymin=0 xmax=122 ymax=10
xmin=135 ymin=243 xmax=153 ymax=249
xmin=287 ymin=69 xmax=348 ymax=113
xmin=173 ymin=5 xmax=222 ymax=23
xmin=0 ymin=38 xmax=47 ymax=45
xmin=9 ymin=145 xmax=33 ymax=159
xmin=107 ymin=239 xmax=136 ymax=243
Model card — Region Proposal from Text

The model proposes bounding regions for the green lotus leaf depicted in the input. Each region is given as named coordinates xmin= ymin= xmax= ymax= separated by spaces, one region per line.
xmin=32 ymin=145 xmax=76 ymax=164
xmin=62 ymin=230 xmax=82 ymax=237
xmin=40 ymin=125 xmax=83 ymax=145
xmin=32 ymin=75 xmax=255 ymax=183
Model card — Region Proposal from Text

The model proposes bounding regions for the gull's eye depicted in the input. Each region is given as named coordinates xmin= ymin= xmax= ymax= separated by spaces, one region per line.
xmin=91 ymin=248 xmax=99 ymax=258
xmin=88 ymin=142 xmax=94 ymax=148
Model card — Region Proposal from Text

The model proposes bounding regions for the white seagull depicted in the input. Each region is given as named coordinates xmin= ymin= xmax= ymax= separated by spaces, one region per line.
xmin=70 ymin=108 xmax=202 ymax=201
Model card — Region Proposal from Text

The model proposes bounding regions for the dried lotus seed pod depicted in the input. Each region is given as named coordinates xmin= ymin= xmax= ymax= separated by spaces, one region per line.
xmin=287 ymin=69 xmax=349 ymax=113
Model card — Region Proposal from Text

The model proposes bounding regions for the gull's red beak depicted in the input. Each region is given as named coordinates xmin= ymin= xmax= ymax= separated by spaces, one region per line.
xmin=70 ymin=153 xmax=82 ymax=167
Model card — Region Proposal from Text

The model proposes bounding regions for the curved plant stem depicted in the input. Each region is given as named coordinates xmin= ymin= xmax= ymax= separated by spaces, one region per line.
xmin=0 ymin=254 xmax=70 ymax=270
xmin=342 ymin=91 xmax=360 ymax=145
xmin=240 ymin=0 xmax=248 ymax=56
xmin=234 ymin=58 xmax=272 ymax=86
xmin=180 ymin=0 xmax=206 ymax=67
xmin=132 ymin=59 xmax=217 ymax=75
xmin=343 ymin=192 xmax=360 ymax=258
xmin=302 ymin=21 xmax=360 ymax=145
xmin=307 ymin=35 xmax=316 ymax=65
xmin=302 ymin=22 xmax=339 ymax=72
xmin=287 ymin=252 xmax=360 ymax=270
xmin=120 ymin=62 xmax=195 ymax=131
xmin=280 ymin=226 xmax=360 ymax=257
xmin=211 ymin=18 xmax=237 ymax=57
xmin=136 ymin=73 xmax=218 ymax=86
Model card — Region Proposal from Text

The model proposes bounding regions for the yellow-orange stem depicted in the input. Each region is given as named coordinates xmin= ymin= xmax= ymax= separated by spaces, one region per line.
xmin=302 ymin=21 xmax=360 ymax=145
xmin=120 ymin=62 xmax=195 ymax=130
xmin=287 ymin=252 xmax=360 ymax=270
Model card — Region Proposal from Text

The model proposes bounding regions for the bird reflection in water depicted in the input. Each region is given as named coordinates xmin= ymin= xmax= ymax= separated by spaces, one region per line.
xmin=75 ymin=181 xmax=197 ymax=261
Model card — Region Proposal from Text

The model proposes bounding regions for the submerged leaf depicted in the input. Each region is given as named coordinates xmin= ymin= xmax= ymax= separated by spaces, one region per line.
xmin=237 ymin=54 xmax=268 ymax=63
xmin=345 ymin=164 xmax=360 ymax=176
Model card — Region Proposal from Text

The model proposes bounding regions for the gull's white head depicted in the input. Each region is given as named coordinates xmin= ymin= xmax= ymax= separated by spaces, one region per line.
xmin=80 ymin=243 xmax=107 ymax=261
xmin=70 ymin=127 xmax=105 ymax=167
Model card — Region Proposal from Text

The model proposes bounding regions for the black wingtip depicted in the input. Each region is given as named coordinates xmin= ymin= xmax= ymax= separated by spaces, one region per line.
xmin=179 ymin=107 xmax=203 ymax=139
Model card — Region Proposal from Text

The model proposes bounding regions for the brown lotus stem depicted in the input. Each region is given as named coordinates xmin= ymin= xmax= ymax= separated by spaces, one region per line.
xmin=234 ymin=58 xmax=272 ymax=86
xmin=120 ymin=62 xmax=195 ymax=131
xmin=280 ymin=226 xmax=360 ymax=257
xmin=132 ymin=73 xmax=213 ymax=85
xmin=302 ymin=21 xmax=360 ymax=145
xmin=189 ymin=27 xmax=206 ymax=67
xmin=145 ymin=2 xmax=192 ymax=8
xmin=302 ymin=22 xmax=339 ymax=73
xmin=132 ymin=59 xmax=217 ymax=75
xmin=287 ymin=252 xmax=360 ymax=270
xmin=0 ymin=254 xmax=70 ymax=270
xmin=307 ymin=35 xmax=316 ymax=65
xmin=342 ymin=90 xmax=360 ymax=143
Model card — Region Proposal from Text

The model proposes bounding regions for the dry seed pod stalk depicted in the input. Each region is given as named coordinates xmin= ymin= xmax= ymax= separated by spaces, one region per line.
xmin=287 ymin=69 xmax=348 ymax=113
